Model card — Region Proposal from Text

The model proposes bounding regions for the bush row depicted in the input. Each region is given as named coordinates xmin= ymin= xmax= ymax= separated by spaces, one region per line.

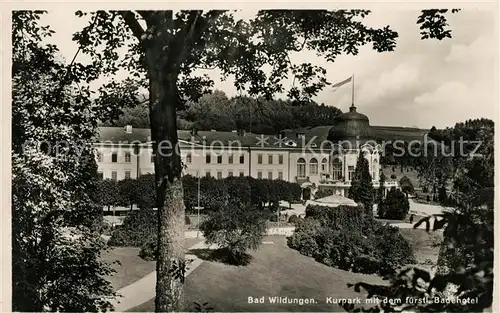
xmin=96 ymin=174 xmax=302 ymax=212
xmin=108 ymin=209 xmax=190 ymax=247
xmin=288 ymin=204 xmax=415 ymax=275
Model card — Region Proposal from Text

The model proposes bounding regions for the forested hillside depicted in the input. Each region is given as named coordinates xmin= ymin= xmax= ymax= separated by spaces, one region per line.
xmin=100 ymin=90 xmax=343 ymax=134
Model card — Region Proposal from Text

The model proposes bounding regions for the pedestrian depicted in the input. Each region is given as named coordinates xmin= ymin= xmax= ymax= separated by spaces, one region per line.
xmin=409 ymin=214 xmax=414 ymax=224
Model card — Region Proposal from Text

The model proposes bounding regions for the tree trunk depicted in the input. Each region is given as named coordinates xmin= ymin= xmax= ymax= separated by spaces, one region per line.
xmin=149 ymin=63 xmax=185 ymax=312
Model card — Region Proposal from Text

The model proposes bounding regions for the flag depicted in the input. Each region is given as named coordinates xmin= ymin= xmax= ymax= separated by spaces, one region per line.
xmin=331 ymin=76 xmax=352 ymax=90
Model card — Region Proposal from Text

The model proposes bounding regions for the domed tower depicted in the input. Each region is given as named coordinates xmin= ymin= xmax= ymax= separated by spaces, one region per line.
xmin=327 ymin=105 xmax=374 ymax=147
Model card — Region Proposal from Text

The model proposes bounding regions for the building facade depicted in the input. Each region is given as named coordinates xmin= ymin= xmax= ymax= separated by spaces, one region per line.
xmin=95 ymin=106 xmax=400 ymax=199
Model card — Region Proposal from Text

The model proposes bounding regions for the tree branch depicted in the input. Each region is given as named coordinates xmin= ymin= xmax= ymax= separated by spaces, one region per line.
xmin=119 ymin=11 xmax=145 ymax=41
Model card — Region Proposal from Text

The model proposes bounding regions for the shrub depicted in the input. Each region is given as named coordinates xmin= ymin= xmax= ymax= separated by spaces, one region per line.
xmin=287 ymin=219 xmax=321 ymax=257
xmin=288 ymin=207 xmax=414 ymax=275
xmin=378 ymin=188 xmax=410 ymax=220
xmin=305 ymin=204 xmax=365 ymax=231
xmin=314 ymin=188 xmax=334 ymax=199
xmin=399 ymin=176 xmax=415 ymax=194
xmin=108 ymin=209 xmax=157 ymax=247
xmin=199 ymin=201 xmax=267 ymax=264
xmin=372 ymin=224 xmax=416 ymax=274
xmin=139 ymin=238 xmax=158 ymax=261
xmin=390 ymin=174 xmax=397 ymax=179
xmin=288 ymin=215 xmax=300 ymax=224
xmin=269 ymin=214 xmax=278 ymax=222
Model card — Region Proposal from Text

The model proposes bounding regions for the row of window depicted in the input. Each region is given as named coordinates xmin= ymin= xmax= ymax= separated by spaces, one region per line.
xmin=99 ymin=152 xmax=286 ymax=165
xmin=202 ymin=154 xmax=245 ymax=165
xmin=98 ymin=170 xmax=132 ymax=181
xmin=296 ymin=157 xmax=329 ymax=177
xmin=256 ymin=154 xmax=284 ymax=165
xmin=203 ymin=170 xmax=284 ymax=180
xmin=97 ymin=152 xmax=132 ymax=163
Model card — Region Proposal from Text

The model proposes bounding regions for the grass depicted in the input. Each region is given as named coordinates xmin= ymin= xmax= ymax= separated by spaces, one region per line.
xmin=399 ymin=228 xmax=443 ymax=272
xmin=129 ymin=236 xmax=386 ymax=312
xmin=102 ymin=238 xmax=203 ymax=291
xmin=375 ymin=214 xmax=427 ymax=225
xmin=101 ymin=247 xmax=155 ymax=291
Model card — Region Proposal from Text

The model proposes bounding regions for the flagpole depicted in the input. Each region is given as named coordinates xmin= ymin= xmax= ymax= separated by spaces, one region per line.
xmin=351 ymin=74 xmax=355 ymax=107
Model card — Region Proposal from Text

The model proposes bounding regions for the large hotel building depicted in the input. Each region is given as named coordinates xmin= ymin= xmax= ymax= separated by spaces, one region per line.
xmin=95 ymin=105 xmax=425 ymax=199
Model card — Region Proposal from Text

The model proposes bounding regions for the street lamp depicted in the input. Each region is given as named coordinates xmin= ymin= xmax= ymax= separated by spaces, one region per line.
xmin=195 ymin=171 xmax=204 ymax=238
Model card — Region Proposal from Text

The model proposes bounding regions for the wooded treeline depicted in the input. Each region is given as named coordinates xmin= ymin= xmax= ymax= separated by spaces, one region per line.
xmin=100 ymin=90 xmax=343 ymax=134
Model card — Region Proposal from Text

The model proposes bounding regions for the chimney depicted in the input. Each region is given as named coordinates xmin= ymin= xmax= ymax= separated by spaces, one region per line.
xmin=125 ymin=125 xmax=133 ymax=134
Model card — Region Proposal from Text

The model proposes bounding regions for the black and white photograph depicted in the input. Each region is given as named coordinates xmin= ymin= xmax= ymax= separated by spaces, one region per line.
xmin=4 ymin=3 xmax=498 ymax=312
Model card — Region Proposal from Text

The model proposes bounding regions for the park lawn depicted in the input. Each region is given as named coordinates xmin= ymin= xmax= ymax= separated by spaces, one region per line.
xmin=103 ymin=238 xmax=203 ymax=291
xmin=130 ymin=236 xmax=386 ymax=312
xmin=399 ymin=228 xmax=443 ymax=272
xmin=375 ymin=214 xmax=427 ymax=225
xmin=101 ymin=247 xmax=155 ymax=291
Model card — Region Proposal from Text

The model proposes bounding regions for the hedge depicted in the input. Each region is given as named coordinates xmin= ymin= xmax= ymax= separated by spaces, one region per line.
xmin=96 ymin=174 xmax=302 ymax=212
xmin=288 ymin=204 xmax=415 ymax=276
xmin=305 ymin=204 xmax=365 ymax=232
xmin=108 ymin=209 xmax=157 ymax=247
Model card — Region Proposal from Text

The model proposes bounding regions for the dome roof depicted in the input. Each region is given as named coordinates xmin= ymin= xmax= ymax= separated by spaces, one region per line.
xmin=328 ymin=106 xmax=374 ymax=145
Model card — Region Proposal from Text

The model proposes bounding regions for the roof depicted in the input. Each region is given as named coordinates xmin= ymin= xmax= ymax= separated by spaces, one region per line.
xmin=306 ymin=194 xmax=357 ymax=207
xmin=96 ymin=127 xmax=303 ymax=149
xmin=327 ymin=106 xmax=374 ymax=144
xmin=96 ymin=123 xmax=430 ymax=149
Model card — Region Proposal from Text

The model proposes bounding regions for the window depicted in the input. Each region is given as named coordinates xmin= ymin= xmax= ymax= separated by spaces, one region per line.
xmin=348 ymin=166 xmax=355 ymax=181
xmin=268 ymin=171 xmax=273 ymax=180
xmin=98 ymin=171 xmax=104 ymax=180
xmin=186 ymin=153 xmax=192 ymax=164
xmin=257 ymin=154 xmax=263 ymax=164
xmin=111 ymin=171 xmax=117 ymax=181
xmin=278 ymin=154 xmax=283 ymax=164
xmin=206 ymin=154 xmax=211 ymax=164
xmin=111 ymin=153 xmax=118 ymax=163
xmin=228 ymin=154 xmax=233 ymax=164
xmin=278 ymin=171 xmax=283 ymax=180
xmin=257 ymin=171 xmax=263 ymax=179
xmin=217 ymin=171 xmax=223 ymax=179
xmin=239 ymin=155 xmax=244 ymax=164
xmin=217 ymin=155 xmax=222 ymax=164
xmin=205 ymin=171 xmax=211 ymax=178
xmin=309 ymin=158 xmax=318 ymax=175
xmin=268 ymin=154 xmax=273 ymax=164
xmin=97 ymin=152 xmax=103 ymax=162
xmin=125 ymin=152 xmax=131 ymax=163
xmin=228 ymin=171 xmax=233 ymax=177
xmin=125 ymin=171 xmax=131 ymax=179
xmin=373 ymin=171 xmax=377 ymax=180
xmin=239 ymin=171 xmax=245 ymax=177
xmin=297 ymin=158 xmax=306 ymax=177
xmin=321 ymin=158 xmax=328 ymax=172
xmin=332 ymin=157 xmax=343 ymax=181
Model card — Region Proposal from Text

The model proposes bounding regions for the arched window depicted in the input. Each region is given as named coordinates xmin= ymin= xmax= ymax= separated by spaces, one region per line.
xmin=332 ymin=157 xmax=343 ymax=181
xmin=321 ymin=158 xmax=328 ymax=172
xmin=297 ymin=158 xmax=306 ymax=178
xmin=309 ymin=158 xmax=318 ymax=175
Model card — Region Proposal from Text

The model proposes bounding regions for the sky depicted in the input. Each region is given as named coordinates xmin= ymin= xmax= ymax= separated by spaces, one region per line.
xmin=40 ymin=7 xmax=498 ymax=129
